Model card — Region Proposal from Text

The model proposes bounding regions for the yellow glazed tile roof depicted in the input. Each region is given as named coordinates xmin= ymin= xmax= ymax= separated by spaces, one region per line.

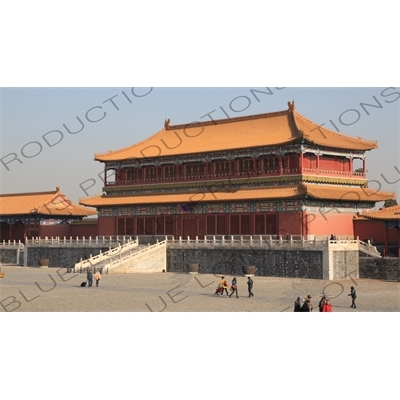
xmin=79 ymin=184 xmax=393 ymax=207
xmin=80 ymin=186 xmax=305 ymax=207
xmin=0 ymin=187 xmax=97 ymax=217
xmin=94 ymin=102 xmax=377 ymax=162
xmin=305 ymin=185 xmax=394 ymax=202
xmin=362 ymin=205 xmax=400 ymax=221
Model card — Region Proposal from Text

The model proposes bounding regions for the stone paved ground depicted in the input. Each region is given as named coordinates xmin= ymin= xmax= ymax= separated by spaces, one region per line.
xmin=0 ymin=265 xmax=399 ymax=312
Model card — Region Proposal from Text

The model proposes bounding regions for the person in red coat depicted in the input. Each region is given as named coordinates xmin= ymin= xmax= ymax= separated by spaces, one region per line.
xmin=322 ymin=299 xmax=332 ymax=312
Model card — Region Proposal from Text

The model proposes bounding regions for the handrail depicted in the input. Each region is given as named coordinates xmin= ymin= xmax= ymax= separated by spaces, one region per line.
xmin=25 ymin=236 xmax=133 ymax=247
xmin=73 ymin=239 xmax=139 ymax=271
xmin=104 ymin=240 xmax=167 ymax=273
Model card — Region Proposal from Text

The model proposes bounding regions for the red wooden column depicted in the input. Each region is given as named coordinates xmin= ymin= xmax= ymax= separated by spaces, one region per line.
xmin=384 ymin=225 xmax=389 ymax=256
xmin=397 ymin=226 xmax=400 ymax=257
xmin=104 ymin=169 xmax=108 ymax=186
xmin=279 ymin=155 xmax=283 ymax=175
xmin=299 ymin=153 xmax=303 ymax=173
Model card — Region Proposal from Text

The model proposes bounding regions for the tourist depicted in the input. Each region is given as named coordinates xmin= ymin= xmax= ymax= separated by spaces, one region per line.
xmin=330 ymin=234 xmax=335 ymax=240
xmin=94 ymin=270 xmax=101 ymax=287
xmin=87 ymin=268 xmax=93 ymax=287
xmin=220 ymin=276 xmax=229 ymax=296
xmin=318 ymin=296 xmax=327 ymax=312
xmin=348 ymin=286 xmax=357 ymax=308
xmin=294 ymin=297 xmax=302 ymax=312
xmin=301 ymin=295 xmax=313 ymax=311
xmin=247 ymin=276 xmax=254 ymax=297
xmin=229 ymin=277 xmax=238 ymax=298
xmin=322 ymin=299 xmax=332 ymax=312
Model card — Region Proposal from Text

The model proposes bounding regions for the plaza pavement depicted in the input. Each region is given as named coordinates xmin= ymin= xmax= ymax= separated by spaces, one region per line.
xmin=0 ymin=265 xmax=399 ymax=312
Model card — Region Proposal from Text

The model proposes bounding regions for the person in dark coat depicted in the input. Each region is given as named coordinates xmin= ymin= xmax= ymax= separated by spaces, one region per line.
xmin=301 ymin=295 xmax=313 ymax=312
xmin=318 ymin=296 xmax=327 ymax=312
xmin=247 ymin=277 xmax=254 ymax=297
xmin=294 ymin=297 xmax=302 ymax=312
xmin=87 ymin=268 xmax=93 ymax=287
xmin=348 ymin=286 xmax=357 ymax=308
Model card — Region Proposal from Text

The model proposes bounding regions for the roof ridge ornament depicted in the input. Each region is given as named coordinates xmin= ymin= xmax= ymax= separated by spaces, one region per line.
xmin=164 ymin=118 xmax=171 ymax=129
xmin=287 ymin=101 xmax=295 ymax=111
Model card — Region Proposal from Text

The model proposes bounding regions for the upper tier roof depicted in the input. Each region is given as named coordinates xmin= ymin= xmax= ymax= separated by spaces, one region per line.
xmin=0 ymin=187 xmax=97 ymax=217
xmin=94 ymin=101 xmax=378 ymax=162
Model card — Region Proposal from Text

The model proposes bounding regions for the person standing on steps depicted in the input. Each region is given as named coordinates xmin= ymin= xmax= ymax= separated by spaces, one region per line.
xmin=229 ymin=277 xmax=238 ymax=298
xmin=348 ymin=286 xmax=357 ymax=308
xmin=247 ymin=276 xmax=254 ymax=297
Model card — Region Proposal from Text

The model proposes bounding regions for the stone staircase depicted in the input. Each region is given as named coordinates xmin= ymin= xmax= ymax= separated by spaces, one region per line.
xmin=73 ymin=239 xmax=167 ymax=274
xmin=107 ymin=240 xmax=166 ymax=274
xmin=73 ymin=239 xmax=139 ymax=272
xmin=357 ymin=239 xmax=382 ymax=258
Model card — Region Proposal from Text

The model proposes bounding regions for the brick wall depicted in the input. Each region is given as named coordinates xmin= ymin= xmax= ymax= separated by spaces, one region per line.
xmin=26 ymin=246 xmax=108 ymax=268
xmin=359 ymin=257 xmax=400 ymax=281
xmin=167 ymin=248 xmax=324 ymax=279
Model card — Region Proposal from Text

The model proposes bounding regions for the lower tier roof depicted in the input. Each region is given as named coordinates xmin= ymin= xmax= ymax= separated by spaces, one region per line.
xmin=79 ymin=184 xmax=394 ymax=207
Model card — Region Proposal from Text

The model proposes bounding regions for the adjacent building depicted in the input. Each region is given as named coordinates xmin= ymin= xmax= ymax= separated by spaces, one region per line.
xmin=0 ymin=187 xmax=97 ymax=241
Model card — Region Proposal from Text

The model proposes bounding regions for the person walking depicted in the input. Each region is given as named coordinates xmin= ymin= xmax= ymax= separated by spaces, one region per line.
xmin=301 ymin=295 xmax=313 ymax=312
xmin=247 ymin=276 xmax=254 ymax=297
xmin=322 ymin=299 xmax=332 ymax=312
xmin=94 ymin=270 xmax=101 ymax=287
xmin=229 ymin=277 xmax=238 ymax=298
xmin=348 ymin=286 xmax=357 ymax=308
xmin=220 ymin=276 xmax=229 ymax=296
xmin=294 ymin=297 xmax=302 ymax=312
xmin=87 ymin=268 xmax=93 ymax=287
xmin=318 ymin=296 xmax=327 ymax=312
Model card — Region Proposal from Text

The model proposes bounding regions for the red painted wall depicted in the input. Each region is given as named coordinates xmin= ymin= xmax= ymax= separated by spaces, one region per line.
xmin=353 ymin=219 xmax=398 ymax=244
xmin=70 ymin=223 xmax=98 ymax=238
xmin=304 ymin=211 xmax=355 ymax=238
xmin=277 ymin=212 xmax=303 ymax=236
xmin=40 ymin=224 xmax=70 ymax=238
xmin=98 ymin=217 xmax=116 ymax=236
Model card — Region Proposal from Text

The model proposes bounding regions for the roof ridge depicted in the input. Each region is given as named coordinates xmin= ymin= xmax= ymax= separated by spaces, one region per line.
xmin=0 ymin=188 xmax=59 ymax=198
xmin=165 ymin=109 xmax=290 ymax=131
xmin=94 ymin=127 xmax=166 ymax=160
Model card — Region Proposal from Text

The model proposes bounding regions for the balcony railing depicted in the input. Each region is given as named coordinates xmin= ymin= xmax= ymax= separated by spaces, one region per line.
xmin=106 ymin=168 xmax=306 ymax=186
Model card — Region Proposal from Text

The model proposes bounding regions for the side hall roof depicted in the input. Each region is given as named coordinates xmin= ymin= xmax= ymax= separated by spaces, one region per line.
xmin=94 ymin=101 xmax=378 ymax=162
xmin=0 ymin=187 xmax=97 ymax=217
xmin=362 ymin=205 xmax=400 ymax=221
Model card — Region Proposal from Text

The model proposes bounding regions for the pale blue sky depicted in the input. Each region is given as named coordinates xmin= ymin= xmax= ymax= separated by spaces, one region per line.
xmin=1 ymin=87 xmax=399 ymax=205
